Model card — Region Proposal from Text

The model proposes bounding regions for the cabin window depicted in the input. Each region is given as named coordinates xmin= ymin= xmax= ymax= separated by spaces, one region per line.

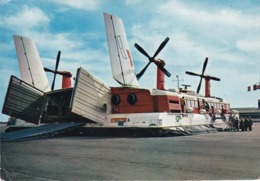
xmin=169 ymin=100 xmax=179 ymax=104
xmin=226 ymin=104 xmax=230 ymax=109
xmin=190 ymin=100 xmax=193 ymax=107
xmin=217 ymin=103 xmax=221 ymax=109
xmin=191 ymin=100 xmax=195 ymax=107
xmin=185 ymin=100 xmax=189 ymax=107
xmin=186 ymin=100 xmax=191 ymax=107
xmin=194 ymin=101 xmax=198 ymax=108
xmin=171 ymin=110 xmax=181 ymax=113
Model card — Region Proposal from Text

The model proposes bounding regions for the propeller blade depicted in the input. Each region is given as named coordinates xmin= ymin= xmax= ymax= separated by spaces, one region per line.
xmin=208 ymin=76 xmax=221 ymax=81
xmin=55 ymin=51 xmax=61 ymax=71
xmin=51 ymin=74 xmax=56 ymax=91
xmin=157 ymin=64 xmax=171 ymax=77
xmin=51 ymin=51 xmax=61 ymax=91
xmin=185 ymin=71 xmax=201 ymax=77
xmin=136 ymin=61 xmax=152 ymax=80
xmin=201 ymin=57 xmax=208 ymax=75
xmin=134 ymin=43 xmax=151 ymax=60
xmin=152 ymin=37 xmax=170 ymax=59
xmin=135 ymin=38 xmax=171 ymax=79
xmin=197 ymin=77 xmax=203 ymax=93
xmin=44 ymin=67 xmax=55 ymax=73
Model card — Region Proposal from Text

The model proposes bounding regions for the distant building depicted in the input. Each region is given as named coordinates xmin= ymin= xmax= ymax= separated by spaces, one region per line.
xmin=233 ymin=99 xmax=260 ymax=122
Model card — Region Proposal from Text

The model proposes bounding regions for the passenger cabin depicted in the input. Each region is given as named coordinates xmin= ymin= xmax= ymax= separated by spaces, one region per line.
xmin=110 ymin=87 xmax=230 ymax=115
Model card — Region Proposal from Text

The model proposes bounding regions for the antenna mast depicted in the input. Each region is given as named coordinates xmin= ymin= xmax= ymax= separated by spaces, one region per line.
xmin=173 ymin=75 xmax=183 ymax=90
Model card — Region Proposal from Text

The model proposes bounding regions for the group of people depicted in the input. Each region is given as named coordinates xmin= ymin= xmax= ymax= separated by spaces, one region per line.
xmin=179 ymin=98 xmax=254 ymax=132
xmin=228 ymin=116 xmax=253 ymax=131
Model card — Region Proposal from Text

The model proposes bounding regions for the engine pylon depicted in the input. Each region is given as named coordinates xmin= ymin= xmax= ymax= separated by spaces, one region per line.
xmin=61 ymin=72 xmax=72 ymax=89
xmin=156 ymin=59 xmax=166 ymax=90
xmin=205 ymin=77 xmax=211 ymax=97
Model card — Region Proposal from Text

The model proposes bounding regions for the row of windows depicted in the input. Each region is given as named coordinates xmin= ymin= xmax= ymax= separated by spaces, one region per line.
xmin=168 ymin=98 xmax=230 ymax=110
xmin=207 ymin=102 xmax=230 ymax=109
xmin=185 ymin=100 xmax=229 ymax=109
xmin=185 ymin=100 xmax=198 ymax=108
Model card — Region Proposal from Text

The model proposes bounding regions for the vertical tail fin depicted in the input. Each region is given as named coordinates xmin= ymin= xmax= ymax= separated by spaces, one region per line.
xmin=13 ymin=35 xmax=50 ymax=92
xmin=104 ymin=13 xmax=139 ymax=87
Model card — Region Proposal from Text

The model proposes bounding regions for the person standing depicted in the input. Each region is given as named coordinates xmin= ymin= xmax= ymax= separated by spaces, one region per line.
xmin=180 ymin=97 xmax=185 ymax=113
xmin=210 ymin=106 xmax=215 ymax=121
xmin=239 ymin=117 xmax=245 ymax=131
xmin=248 ymin=116 xmax=253 ymax=131
xmin=234 ymin=117 xmax=239 ymax=131
xmin=244 ymin=117 xmax=249 ymax=131
xmin=202 ymin=99 xmax=210 ymax=112
xmin=221 ymin=105 xmax=226 ymax=120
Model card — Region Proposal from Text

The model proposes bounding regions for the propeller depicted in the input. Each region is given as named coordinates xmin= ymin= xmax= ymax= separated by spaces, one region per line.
xmin=135 ymin=37 xmax=171 ymax=80
xmin=185 ymin=57 xmax=220 ymax=93
xmin=44 ymin=51 xmax=72 ymax=91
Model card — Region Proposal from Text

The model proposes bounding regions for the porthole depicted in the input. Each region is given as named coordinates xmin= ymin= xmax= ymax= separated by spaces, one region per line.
xmin=111 ymin=94 xmax=120 ymax=105
xmin=127 ymin=93 xmax=137 ymax=105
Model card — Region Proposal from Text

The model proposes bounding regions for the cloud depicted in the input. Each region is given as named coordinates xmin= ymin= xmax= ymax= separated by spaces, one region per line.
xmin=0 ymin=0 xmax=11 ymax=5
xmin=49 ymin=0 xmax=100 ymax=11
xmin=236 ymin=37 xmax=260 ymax=56
xmin=123 ymin=1 xmax=260 ymax=108
xmin=159 ymin=1 xmax=260 ymax=28
xmin=0 ymin=5 xmax=49 ymax=31
xmin=28 ymin=32 xmax=84 ymax=53
xmin=127 ymin=0 xmax=260 ymax=68
xmin=125 ymin=0 xmax=147 ymax=6
xmin=0 ymin=58 xmax=19 ymax=92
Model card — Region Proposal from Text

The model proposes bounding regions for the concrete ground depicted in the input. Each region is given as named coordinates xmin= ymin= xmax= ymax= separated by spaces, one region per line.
xmin=1 ymin=123 xmax=260 ymax=180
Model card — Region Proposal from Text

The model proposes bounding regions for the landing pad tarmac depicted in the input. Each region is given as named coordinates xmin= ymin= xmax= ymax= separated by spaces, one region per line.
xmin=1 ymin=123 xmax=260 ymax=180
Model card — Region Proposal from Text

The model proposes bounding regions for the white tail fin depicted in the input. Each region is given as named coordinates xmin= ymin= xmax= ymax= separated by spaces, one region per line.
xmin=104 ymin=13 xmax=139 ymax=87
xmin=13 ymin=35 xmax=50 ymax=92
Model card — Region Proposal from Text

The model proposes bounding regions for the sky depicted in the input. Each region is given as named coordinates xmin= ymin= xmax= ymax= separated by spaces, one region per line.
xmin=0 ymin=0 xmax=260 ymax=121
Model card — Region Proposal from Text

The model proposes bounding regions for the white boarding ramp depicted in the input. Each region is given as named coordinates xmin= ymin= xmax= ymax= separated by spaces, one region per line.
xmin=70 ymin=67 xmax=110 ymax=125
xmin=14 ymin=35 xmax=50 ymax=92
xmin=104 ymin=13 xmax=139 ymax=87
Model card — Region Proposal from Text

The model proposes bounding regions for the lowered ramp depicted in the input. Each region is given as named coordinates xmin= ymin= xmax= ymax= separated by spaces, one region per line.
xmin=0 ymin=122 xmax=85 ymax=142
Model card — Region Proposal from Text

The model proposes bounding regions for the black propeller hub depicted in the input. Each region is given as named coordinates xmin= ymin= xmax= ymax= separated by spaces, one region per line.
xmin=44 ymin=51 xmax=64 ymax=91
xmin=134 ymin=37 xmax=171 ymax=80
xmin=185 ymin=57 xmax=220 ymax=94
